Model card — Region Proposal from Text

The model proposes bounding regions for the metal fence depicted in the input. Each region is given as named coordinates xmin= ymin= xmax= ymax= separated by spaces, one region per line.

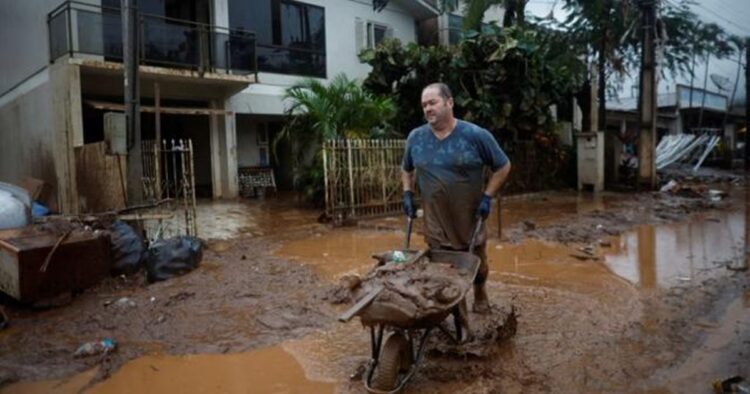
xmin=141 ymin=139 xmax=197 ymax=238
xmin=47 ymin=1 xmax=257 ymax=76
xmin=323 ymin=139 xmax=405 ymax=221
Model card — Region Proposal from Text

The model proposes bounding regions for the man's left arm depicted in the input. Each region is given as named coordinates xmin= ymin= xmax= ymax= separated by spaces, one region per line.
xmin=484 ymin=161 xmax=511 ymax=197
xmin=475 ymin=128 xmax=511 ymax=219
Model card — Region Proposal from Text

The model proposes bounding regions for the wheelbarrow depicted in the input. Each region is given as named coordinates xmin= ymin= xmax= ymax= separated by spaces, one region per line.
xmin=338 ymin=217 xmax=483 ymax=393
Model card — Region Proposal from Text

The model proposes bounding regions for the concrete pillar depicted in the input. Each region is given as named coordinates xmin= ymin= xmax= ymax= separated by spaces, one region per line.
xmin=49 ymin=62 xmax=82 ymax=214
xmin=222 ymin=102 xmax=239 ymax=198
xmin=212 ymin=0 xmax=230 ymax=70
xmin=209 ymin=99 xmax=239 ymax=199
xmin=212 ymin=0 xmax=229 ymax=27
xmin=210 ymin=101 xmax=223 ymax=198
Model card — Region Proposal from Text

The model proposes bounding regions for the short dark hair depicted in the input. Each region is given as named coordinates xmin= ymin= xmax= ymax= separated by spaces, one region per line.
xmin=423 ymin=83 xmax=452 ymax=100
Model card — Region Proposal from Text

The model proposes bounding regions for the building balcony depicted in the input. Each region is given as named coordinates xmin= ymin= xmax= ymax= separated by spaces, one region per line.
xmin=47 ymin=1 xmax=257 ymax=81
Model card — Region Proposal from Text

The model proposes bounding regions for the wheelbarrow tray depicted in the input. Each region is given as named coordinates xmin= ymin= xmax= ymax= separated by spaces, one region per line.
xmin=354 ymin=249 xmax=480 ymax=330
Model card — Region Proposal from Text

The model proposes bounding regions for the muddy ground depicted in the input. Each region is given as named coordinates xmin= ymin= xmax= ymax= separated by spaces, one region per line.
xmin=1 ymin=170 xmax=749 ymax=393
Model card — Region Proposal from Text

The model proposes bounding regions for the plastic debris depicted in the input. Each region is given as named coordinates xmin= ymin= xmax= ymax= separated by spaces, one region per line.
xmin=109 ymin=221 xmax=146 ymax=275
xmin=0 ymin=190 xmax=28 ymax=230
xmin=392 ymin=250 xmax=406 ymax=263
xmin=660 ymin=179 xmax=679 ymax=193
xmin=714 ymin=376 xmax=749 ymax=394
xmin=145 ymin=236 xmax=203 ymax=283
xmin=73 ymin=338 xmax=117 ymax=358
xmin=114 ymin=297 xmax=136 ymax=308
xmin=31 ymin=201 xmax=50 ymax=217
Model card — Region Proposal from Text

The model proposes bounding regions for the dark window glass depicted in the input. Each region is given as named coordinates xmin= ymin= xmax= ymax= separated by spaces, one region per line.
xmin=280 ymin=2 xmax=325 ymax=51
xmin=228 ymin=0 xmax=325 ymax=77
xmin=229 ymin=0 xmax=273 ymax=44
xmin=373 ymin=24 xmax=386 ymax=46
xmin=448 ymin=14 xmax=462 ymax=45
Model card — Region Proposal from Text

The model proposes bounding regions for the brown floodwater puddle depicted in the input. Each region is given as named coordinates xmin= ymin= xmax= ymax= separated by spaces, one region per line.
xmin=274 ymin=229 xmax=427 ymax=279
xmin=603 ymin=209 xmax=745 ymax=288
xmin=3 ymin=345 xmax=333 ymax=394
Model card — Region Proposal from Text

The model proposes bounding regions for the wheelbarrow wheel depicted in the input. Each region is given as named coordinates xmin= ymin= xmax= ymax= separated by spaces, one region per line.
xmin=371 ymin=332 xmax=412 ymax=391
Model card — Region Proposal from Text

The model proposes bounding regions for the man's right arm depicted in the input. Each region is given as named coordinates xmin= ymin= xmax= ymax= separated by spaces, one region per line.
xmin=402 ymin=169 xmax=416 ymax=192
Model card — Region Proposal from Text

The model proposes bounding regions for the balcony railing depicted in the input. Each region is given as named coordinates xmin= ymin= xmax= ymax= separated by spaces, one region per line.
xmin=47 ymin=1 xmax=257 ymax=77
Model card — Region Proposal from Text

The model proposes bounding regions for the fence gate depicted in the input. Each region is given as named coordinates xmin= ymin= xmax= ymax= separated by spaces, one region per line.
xmin=141 ymin=139 xmax=198 ymax=238
xmin=323 ymin=139 xmax=405 ymax=221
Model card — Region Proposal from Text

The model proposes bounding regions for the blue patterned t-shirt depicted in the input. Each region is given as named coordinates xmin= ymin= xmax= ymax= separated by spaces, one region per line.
xmin=401 ymin=120 xmax=509 ymax=248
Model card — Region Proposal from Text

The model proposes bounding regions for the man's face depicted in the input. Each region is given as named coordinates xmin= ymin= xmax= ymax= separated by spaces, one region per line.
xmin=421 ymin=87 xmax=453 ymax=126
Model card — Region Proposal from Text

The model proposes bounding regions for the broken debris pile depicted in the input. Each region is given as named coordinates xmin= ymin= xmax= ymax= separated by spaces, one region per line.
xmin=349 ymin=257 xmax=473 ymax=325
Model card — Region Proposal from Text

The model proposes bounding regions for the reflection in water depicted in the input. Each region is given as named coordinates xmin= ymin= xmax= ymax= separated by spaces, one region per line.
xmin=637 ymin=226 xmax=657 ymax=289
xmin=492 ymin=192 xmax=614 ymax=237
xmin=604 ymin=211 xmax=744 ymax=288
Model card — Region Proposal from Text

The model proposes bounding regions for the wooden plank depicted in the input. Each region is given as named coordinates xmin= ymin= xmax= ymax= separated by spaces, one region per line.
xmin=75 ymin=142 xmax=127 ymax=213
xmin=85 ymin=100 xmax=233 ymax=116
xmin=338 ymin=284 xmax=384 ymax=323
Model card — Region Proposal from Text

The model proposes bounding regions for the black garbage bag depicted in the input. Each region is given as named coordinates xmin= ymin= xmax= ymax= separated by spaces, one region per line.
xmin=109 ymin=221 xmax=146 ymax=275
xmin=145 ymin=236 xmax=203 ymax=283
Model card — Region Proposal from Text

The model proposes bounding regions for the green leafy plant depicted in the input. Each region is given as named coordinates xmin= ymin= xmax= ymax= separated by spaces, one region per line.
xmin=359 ymin=26 xmax=584 ymax=191
xmin=275 ymin=74 xmax=396 ymax=205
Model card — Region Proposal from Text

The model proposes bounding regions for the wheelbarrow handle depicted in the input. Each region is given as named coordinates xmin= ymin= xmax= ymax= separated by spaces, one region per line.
xmin=404 ymin=216 xmax=413 ymax=250
xmin=468 ymin=217 xmax=483 ymax=253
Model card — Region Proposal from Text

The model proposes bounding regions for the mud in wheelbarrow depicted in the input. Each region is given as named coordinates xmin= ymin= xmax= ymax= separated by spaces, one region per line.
xmin=338 ymin=247 xmax=481 ymax=393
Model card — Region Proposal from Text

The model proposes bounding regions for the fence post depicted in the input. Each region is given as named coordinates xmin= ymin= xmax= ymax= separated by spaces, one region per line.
xmin=188 ymin=139 xmax=197 ymax=237
xmin=347 ymin=139 xmax=355 ymax=217
xmin=322 ymin=141 xmax=329 ymax=217
xmin=380 ymin=140 xmax=387 ymax=213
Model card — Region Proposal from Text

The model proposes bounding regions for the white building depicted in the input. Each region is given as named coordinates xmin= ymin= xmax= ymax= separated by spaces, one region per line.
xmin=0 ymin=0 xmax=441 ymax=213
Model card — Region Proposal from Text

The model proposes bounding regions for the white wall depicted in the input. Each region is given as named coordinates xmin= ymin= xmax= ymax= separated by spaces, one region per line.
xmin=0 ymin=81 xmax=57 ymax=206
xmin=0 ymin=0 xmax=59 ymax=94
xmin=225 ymin=0 xmax=422 ymax=115
xmin=236 ymin=115 xmax=260 ymax=167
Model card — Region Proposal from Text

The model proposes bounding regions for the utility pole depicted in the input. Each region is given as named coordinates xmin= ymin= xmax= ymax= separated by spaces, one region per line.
xmin=598 ymin=1 xmax=610 ymax=134
xmin=745 ymin=37 xmax=749 ymax=171
xmin=122 ymin=0 xmax=142 ymax=205
xmin=637 ymin=0 xmax=657 ymax=189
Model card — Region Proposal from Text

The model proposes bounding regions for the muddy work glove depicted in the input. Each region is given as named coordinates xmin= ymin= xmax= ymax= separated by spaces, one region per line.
xmin=403 ymin=191 xmax=417 ymax=218
xmin=476 ymin=193 xmax=493 ymax=219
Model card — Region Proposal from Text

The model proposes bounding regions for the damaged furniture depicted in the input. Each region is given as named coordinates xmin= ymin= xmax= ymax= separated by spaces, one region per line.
xmin=0 ymin=228 xmax=110 ymax=303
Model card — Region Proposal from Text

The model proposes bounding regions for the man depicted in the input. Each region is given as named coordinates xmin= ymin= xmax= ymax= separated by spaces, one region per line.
xmin=401 ymin=83 xmax=511 ymax=313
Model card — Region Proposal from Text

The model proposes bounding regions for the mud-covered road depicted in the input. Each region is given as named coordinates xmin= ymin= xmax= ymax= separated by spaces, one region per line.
xmin=1 ymin=175 xmax=749 ymax=394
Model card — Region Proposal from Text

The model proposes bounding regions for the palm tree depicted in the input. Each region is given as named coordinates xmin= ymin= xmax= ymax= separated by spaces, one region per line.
xmin=275 ymin=74 xmax=396 ymax=203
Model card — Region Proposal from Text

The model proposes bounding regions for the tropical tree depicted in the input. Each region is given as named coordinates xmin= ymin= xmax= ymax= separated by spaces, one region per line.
xmin=275 ymin=74 xmax=396 ymax=204
xmin=559 ymin=0 xmax=737 ymax=132
xmin=360 ymin=26 xmax=586 ymax=191
xmin=374 ymin=0 xmax=738 ymax=133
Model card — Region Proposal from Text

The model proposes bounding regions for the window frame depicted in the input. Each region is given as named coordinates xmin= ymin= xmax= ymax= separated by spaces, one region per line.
xmin=366 ymin=21 xmax=390 ymax=49
xmin=229 ymin=0 xmax=327 ymax=78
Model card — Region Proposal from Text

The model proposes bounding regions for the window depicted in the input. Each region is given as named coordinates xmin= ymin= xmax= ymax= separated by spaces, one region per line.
xmin=367 ymin=22 xmax=389 ymax=49
xmin=228 ymin=0 xmax=326 ymax=78
xmin=448 ymin=14 xmax=463 ymax=45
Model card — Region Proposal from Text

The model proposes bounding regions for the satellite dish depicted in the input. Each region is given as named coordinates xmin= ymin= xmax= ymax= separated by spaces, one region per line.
xmin=710 ymin=74 xmax=732 ymax=91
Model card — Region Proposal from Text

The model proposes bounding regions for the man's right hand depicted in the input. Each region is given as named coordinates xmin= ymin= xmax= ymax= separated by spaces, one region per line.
xmin=403 ymin=191 xmax=416 ymax=218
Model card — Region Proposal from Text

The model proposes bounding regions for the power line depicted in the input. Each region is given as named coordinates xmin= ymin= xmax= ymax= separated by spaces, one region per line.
xmin=692 ymin=2 xmax=750 ymax=35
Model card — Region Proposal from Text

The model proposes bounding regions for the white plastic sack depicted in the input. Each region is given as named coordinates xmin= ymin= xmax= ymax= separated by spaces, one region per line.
xmin=0 ymin=190 xmax=29 ymax=229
